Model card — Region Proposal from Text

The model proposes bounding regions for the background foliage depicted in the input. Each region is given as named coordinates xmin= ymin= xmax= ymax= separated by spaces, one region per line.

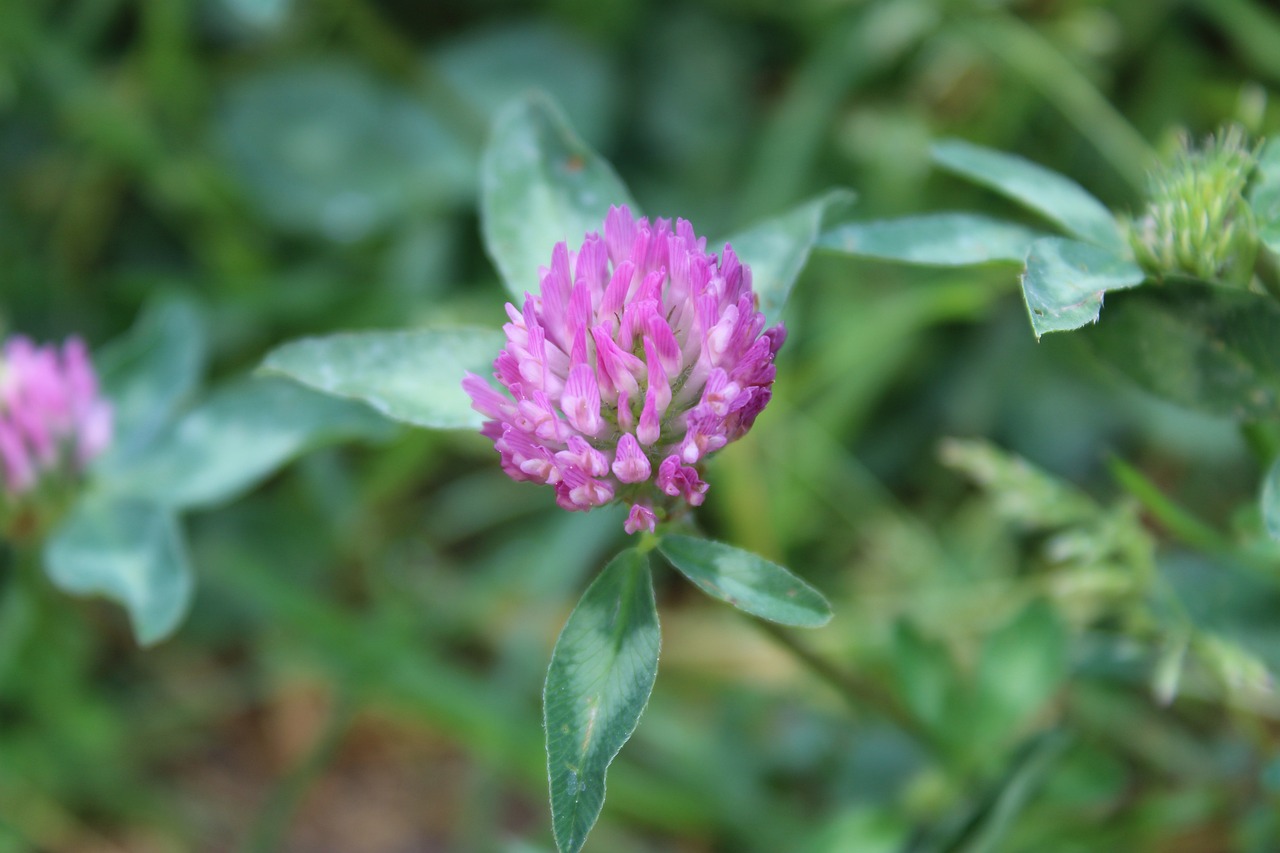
xmin=4 ymin=0 xmax=1280 ymax=850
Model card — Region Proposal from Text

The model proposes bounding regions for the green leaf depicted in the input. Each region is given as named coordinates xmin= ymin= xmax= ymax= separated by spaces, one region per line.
xmin=1263 ymin=457 xmax=1280 ymax=541
xmin=932 ymin=139 xmax=1125 ymax=252
xmin=1022 ymin=237 xmax=1146 ymax=337
xmin=975 ymin=600 xmax=1067 ymax=736
xmin=658 ymin=534 xmax=832 ymax=627
xmin=101 ymin=377 xmax=394 ymax=510
xmin=1249 ymin=138 xmax=1280 ymax=254
xmin=726 ymin=189 xmax=855 ymax=323
xmin=94 ymin=295 xmax=206 ymax=462
xmin=261 ymin=328 xmax=504 ymax=431
xmin=819 ymin=212 xmax=1045 ymax=267
xmin=44 ymin=495 xmax=192 ymax=646
xmin=217 ymin=61 xmax=472 ymax=241
xmin=544 ymin=549 xmax=660 ymax=853
xmin=1083 ymin=281 xmax=1280 ymax=420
xmin=434 ymin=22 xmax=618 ymax=145
xmin=480 ymin=92 xmax=637 ymax=301
xmin=891 ymin=621 xmax=954 ymax=731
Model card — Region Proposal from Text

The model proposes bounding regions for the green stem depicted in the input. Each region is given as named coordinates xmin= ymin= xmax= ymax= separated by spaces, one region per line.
xmin=0 ymin=545 xmax=43 ymax=691
xmin=958 ymin=13 xmax=1154 ymax=193
xmin=242 ymin=692 xmax=358 ymax=853
xmin=1253 ymin=242 xmax=1280 ymax=301
xmin=748 ymin=617 xmax=937 ymax=750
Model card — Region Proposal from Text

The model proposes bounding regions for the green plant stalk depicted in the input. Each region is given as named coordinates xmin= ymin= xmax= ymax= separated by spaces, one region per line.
xmin=1253 ymin=245 xmax=1280 ymax=302
xmin=0 ymin=545 xmax=43 ymax=692
xmin=748 ymin=616 xmax=937 ymax=750
xmin=1108 ymin=457 xmax=1230 ymax=556
xmin=243 ymin=692 xmax=358 ymax=853
xmin=957 ymin=14 xmax=1154 ymax=193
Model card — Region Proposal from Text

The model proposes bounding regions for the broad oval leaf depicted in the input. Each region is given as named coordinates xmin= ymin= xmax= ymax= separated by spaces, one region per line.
xmin=932 ymin=139 xmax=1124 ymax=252
xmin=44 ymin=496 xmax=192 ymax=646
xmin=819 ymin=212 xmax=1045 ymax=267
xmin=726 ymin=189 xmax=855 ymax=323
xmin=1083 ymin=282 xmax=1280 ymax=420
xmin=94 ymin=295 xmax=206 ymax=463
xmin=101 ymin=377 xmax=395 ymax=510
xmin=261 ymin=328 xmax=504 ymax=430
xmin=658 ymin=534 xmax=832 ymax=627
xmin=480 ymin=92 xmax=637 ymax=301
xmin=1022 ymin=237 xmax=1145 ymax=338
xmin=1264 ymin=457 xmax=1280 ymax=542
xmin=544 ymin=549 xmax=660 ymax=853
xmin=217 ymin=61 xmax=472 ymax=241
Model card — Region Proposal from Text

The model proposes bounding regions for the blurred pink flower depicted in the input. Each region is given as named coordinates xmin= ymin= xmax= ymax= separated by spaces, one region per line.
xmin=0 ymin=335 xmax=112 ymax=497
xmin=465 ymin=205 xmax=783 ymax=532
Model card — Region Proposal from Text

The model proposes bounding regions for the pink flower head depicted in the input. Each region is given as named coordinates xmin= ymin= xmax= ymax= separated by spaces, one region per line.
xmin=464 ymin=205 xmax=784 ymax=533
xmin=0 ymin=335 xmax=112 ymax=499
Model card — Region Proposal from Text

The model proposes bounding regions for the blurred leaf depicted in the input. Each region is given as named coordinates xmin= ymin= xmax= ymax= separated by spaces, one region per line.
xmin=1249 ymin=138 xmax=1280 ymax=254
xmin=892 ymin=621 xmax=954 ymax=731
xmin=1263 ymin=457 xmax=1280 ymax=542
xmin=975 ymin=600 xmax=1067 ymax=737
xmin=480 ymin=92 xmax=636 ymax=300
xmin=1022 ymin=237 xmax=1145 ymax=337
xmin=932 ymin=139 xmax=1125 ymax=252
xmin=658 ymin=535 xmax=832 ymax=627
xmin=44 ymin=495 xmax=191 ymax=646
xmin=927 ymin=731 xmax=1071 ymax=853
xmin=1084 ymin=282 xmax=1280 ymax=420
xmin=94 ymin=295 xmax=206 ymax=462
xmin=726 ymin=189 xmax=855 ymax=323
xmin=939 ymin=438 xmax=1096 ymax=527
xmin=819 ymin=213 xmax=1044 ymax=267
xmin=217 ymin=62 xmax=471 ymax=241
xmin=261 ymin=328 xmax=503 ymax=430
xmin=544 ymin=549 xmax=659 ymax=853
xmin=434 ymin=22 xmax=617 ymax=145
xmin=1152 ymin=633 xmax=1190 ymax=706
xmin=803 ymin=807 xmax=907 ymax=853
xmin=100 ymin=377 xmax=394 ymax=510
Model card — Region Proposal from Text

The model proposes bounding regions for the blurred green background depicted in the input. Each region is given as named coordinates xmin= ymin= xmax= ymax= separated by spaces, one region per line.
xmin=4 ymin=0 xmax=1280 ymax=850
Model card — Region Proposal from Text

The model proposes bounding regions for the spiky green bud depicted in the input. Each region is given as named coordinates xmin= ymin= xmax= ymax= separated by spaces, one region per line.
xmin=1127 ymin=126 xmax=1258 ymax=286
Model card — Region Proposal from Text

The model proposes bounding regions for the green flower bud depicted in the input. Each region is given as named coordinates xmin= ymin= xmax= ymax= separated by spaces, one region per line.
xmin=1126 ymin=126 xmax=1258 ymax=286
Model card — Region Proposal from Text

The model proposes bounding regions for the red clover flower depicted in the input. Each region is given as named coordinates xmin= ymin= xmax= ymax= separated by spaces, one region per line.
xmin=464 ymin=205 xmax=784 ymax=533
xmin=0 ymin=335 xmax=112 ymax=501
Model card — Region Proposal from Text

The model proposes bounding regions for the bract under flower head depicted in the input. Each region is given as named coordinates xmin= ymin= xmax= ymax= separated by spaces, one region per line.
xmin=0 ymin=335 xmax=112 ymax=502
xmin=465 ymin=205 xmax=784 ymax=533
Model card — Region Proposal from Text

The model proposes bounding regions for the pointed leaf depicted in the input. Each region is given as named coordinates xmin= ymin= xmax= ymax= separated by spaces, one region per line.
xmin=726 ymin=189 xmax=855 ymax=323
xmin=1083 ymin=281 xmax=1280 ymax=420
xmin=932 ymin=139 xmax=1124 ymax=251
xmin=544 ymin=549 xmax=660 ymax=853
xmin=95 ymin=295 xmax=206 ymax=462
xmin=44 ymin=496 xmax=192 ymax=646
xmin=100 ymin=377 xmax=394 ymax=510
xmin=1022 ymin=237 xmax=1145 ymax=337
xmin=261 ymin=328 xmax=504 ymax=430
xmin=658 ymin=534 xmax=831 ymax=627
xmin=819 ymin=212 xmax=1045 ymax=267
xmin=481 ymin=92 xmax=637 ymax=300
